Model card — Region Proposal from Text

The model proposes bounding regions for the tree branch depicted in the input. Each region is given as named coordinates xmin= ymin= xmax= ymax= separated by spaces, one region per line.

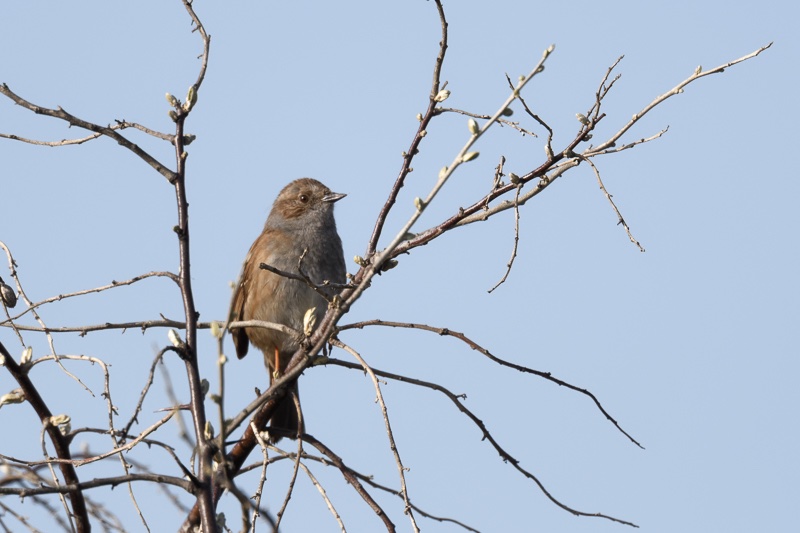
xmin=0 ymin=341 xmax=90 ymax=532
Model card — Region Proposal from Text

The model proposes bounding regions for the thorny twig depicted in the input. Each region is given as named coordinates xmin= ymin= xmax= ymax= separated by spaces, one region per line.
xmin=340 ymin=319 xmax=642 ymax=449
xmin=322 ymin=357 xmax=639 ymax=527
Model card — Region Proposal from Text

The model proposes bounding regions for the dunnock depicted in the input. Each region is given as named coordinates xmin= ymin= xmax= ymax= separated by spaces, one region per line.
xmin=229 ymin=178 xmax=346 ymax=442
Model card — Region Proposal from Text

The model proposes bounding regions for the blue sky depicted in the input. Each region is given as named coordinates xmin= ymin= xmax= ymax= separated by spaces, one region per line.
xmin=0 ymin=1 xmax=797 ymax=532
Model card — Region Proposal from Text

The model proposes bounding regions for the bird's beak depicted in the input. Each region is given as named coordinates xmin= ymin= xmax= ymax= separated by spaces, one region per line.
xmin=323 ymin=192 xmax=346 ymax=203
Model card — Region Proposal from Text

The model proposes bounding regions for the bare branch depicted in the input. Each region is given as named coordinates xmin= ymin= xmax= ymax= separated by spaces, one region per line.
xmin=1 ymin=271 xmax=179 ymax=327
xmin=330 ymin=338 xmax=419 ymax=532
xmin=590 ymin=43 xmax=772 ymax=153
xmin=0 ymin=341 xmax=90 ymax=532
xmin=0 ymin=84 xmax=176 ymax=182
xmin=339 ymin=319 xmax=642 ymax=448
xmin=437 ymin=106 xmax=537 ymax=137
xmin=323 ymin=357 xmax=638 ymax=528
xmin=487 ymin=185 xmax=522 ymax=292
xmin=0 ymin=120 xmax=174 ymax=147
xmin=303 ymin=434 xmax=396 ymax=532
xmin=0 ymin=473 xmax=192 ymax=497
xmin=581 ymin=156 xmax=644 ymax=251
xmin=366 ymin=0 xmax=450 ymax=258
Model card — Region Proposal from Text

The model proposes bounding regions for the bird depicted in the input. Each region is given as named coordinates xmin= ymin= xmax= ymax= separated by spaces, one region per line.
xmin=229 ymin=178 xmax=346 ymax=443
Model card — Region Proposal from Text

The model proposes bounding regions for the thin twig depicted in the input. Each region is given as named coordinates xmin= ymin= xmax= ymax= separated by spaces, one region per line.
xmin=303 ymin=434 xmax=396 ymax=532
xmin=259 ymin=259 xmax=350 ymax=301
xmin=1 ymin=271 xmax=179 ymax=327
xmin=0 ymin=84 xmax=176 ymax=182
xmin=386 ymin=44 xmax=771 ymax=260
xmin=487 ymin=185 xmax=522 ymax=292
xmin=323 ymin=357 xmax=638 ymax=528
xmin=366 ymin=0 xmax=449 ymax=257
xmin=273 ymin=427 xmax=304 ymax=530
xmin=0 ymin=120 xmax=174 ymax=147
xmin=437 ymin=107 xmax=536 ymax=137
xmin=591 ymin=43 xmax=772 ymax=153
xmin=581 ymin=156 xmax=644 ymax=251
xmin=299 ymin=462 xmax=347 ymax=532
xmin=238 ymin=451 xmax=479 ymax=532
xmin=0 ymin=473 xmax=193 ymax=496
xmin=339 ymin=319 xmax=642 ymax=448
xmin=250 ymin=422 xmax=271 ymax=533
xmin=330 ymin=339 xmax=419 ymax=532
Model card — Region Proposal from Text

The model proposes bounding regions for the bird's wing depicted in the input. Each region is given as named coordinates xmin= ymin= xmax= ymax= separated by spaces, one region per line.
xmin=229 ymin=248 xmax=253 ymax=359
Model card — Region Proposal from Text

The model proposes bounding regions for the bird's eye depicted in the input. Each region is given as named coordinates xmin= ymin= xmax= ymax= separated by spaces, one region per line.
xmin=299 ymin=194 xmax=309 ymax=203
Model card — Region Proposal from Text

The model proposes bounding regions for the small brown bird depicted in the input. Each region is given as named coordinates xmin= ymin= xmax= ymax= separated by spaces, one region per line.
xmin=229 ymin=178 xmax=346 ymax=442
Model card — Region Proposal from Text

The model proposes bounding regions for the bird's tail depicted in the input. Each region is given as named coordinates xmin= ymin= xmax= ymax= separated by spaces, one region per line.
xmin=268 ymin=382 xmax=303 ymax=444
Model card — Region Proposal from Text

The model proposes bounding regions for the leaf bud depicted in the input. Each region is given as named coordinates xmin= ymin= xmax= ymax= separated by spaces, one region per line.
xmin=303 ymin=307 xmax=317 ymax=336
xmin=49 ymin=414 xmax=71 ymax=426
xmin=184 ymin=85 xmax=197 ymax=112
xmin=168 ymin=329 xmax=183 ymax=348
xmin=20 ymin=346 xmax=32 ymax=365
xmin=0 ymin=389 xmax=25 ymax=407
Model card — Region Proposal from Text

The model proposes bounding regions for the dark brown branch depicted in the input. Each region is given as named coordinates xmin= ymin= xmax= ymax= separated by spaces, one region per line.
xmin=173 ymin=2 xmax=215 ymax=531
xmin=384 ymin=116 xmax=592 ymax=260
xmin=181 ymin=370 xmax=297 ymax=531
xmin=0 ymin=341 xmax=90 ymax=532
xmin=581 ymin=156 xmax=645 ymax=251
xmin=339 ymin=319 xmax=642 ymax=448
xmin=183 ymin=0 xmax=211 ymax=91
xmin=303 ymin=434 xmax=396 ymax=532
xmin=365 ymin=0 xmax=448 ymax=258
xmin=323 ymin=357 xmax=638 ymax=528
xmin=259 ymin=259 xmax=351 ymax=301
xmin=507 ymin=73 xmax=553 ymax=151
